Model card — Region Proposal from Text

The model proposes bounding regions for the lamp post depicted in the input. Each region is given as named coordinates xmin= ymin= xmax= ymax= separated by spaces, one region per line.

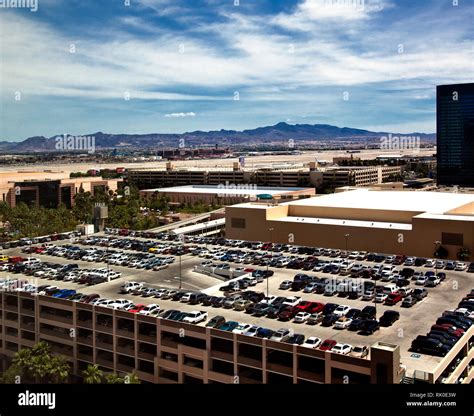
xmin=266 ymin=227 xmax=274 ymax=298
xmin=344 ymin=233 xmax=350 ymax=253
xmin=434 ymin=240 xmax=441 ymax=277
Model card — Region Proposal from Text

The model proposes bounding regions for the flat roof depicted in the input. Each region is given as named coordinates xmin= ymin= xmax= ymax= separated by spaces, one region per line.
xmin=142 ymin=185 xmax=312 ymax=196
xmin=273 ymin=216 xmax=412 ymax=230
xmin=285 ymin=189 xmax=474 ymax=214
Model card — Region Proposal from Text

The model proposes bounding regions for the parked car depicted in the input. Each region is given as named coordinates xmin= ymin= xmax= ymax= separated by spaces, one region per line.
xmin=359 ymin=319 xmax=380 ymax=335
xmin=348 ymin=345 xmax=369 ymax=358
xmin=270 ymin=328 xmax=294 ymax=342
xmin=380 ymin=310 xmax=400 ymax=327
xmin=401 ymin=295 xmax=417 ymax=308
xmin=301 ymin=337 xmax=322 ymax=349
xmin=206 ymin=315 xmax=225 ymax=328
xmin=319 ymin=339 xmax=337 ymax=351
xmin=331 ymin=343 xmax=352 ymax=355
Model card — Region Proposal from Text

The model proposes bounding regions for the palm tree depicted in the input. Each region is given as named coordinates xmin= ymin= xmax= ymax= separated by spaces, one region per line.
xmin=105 ymin=373 xmax=125 ymax=384
xmin=82 ymin=364 xmax=103 ymax=384
xmin=457 ymin=248 xmax=470 ymax=261
xmin=124 ymin=373 xmax=140 ymax=384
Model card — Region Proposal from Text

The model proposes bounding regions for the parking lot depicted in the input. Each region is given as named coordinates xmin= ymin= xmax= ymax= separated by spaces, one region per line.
xmin=1 ymin=232 xmax=473 ymax=376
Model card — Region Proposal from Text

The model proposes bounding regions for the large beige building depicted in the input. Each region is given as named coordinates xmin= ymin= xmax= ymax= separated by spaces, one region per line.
xmin=226 ymin=189 xmax=474 ymax=260
xmin=140 ymin=185 xmax=315 ymax=205
xmin=0 ymin=171 xmax=121 ymax=208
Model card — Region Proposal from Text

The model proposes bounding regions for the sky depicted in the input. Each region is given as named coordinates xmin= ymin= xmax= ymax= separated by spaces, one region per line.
xmin=0 ymin=0 xmax=473 ymax=141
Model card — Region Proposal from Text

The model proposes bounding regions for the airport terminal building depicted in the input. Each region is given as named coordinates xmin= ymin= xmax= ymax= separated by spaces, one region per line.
xmin=226 ymin=189 xmax=474 ymax=260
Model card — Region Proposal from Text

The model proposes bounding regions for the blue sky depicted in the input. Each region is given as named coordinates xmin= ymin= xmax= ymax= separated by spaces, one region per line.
xmin=0 ymin=0 xmax=473 ymax=141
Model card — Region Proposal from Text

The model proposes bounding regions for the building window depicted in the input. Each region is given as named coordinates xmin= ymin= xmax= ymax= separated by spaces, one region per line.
xmin=231 ymin=218 xmax=246 ymax=229
xmin=442 ymin=233 xmax=464 ymax=246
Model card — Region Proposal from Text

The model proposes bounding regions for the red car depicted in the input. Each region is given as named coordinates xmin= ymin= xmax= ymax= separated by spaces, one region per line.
xmin=393 ymin=255 xmax=406 ymax=265
xmin=8 ymin=256 xmax=25 ymax=264
xmin=129 ymin=304 xmax=146 ymax=313
xmin=432 ymin=324 xmax=464 ymax=338
xmin=277 ymin=306 xmax=297 ymax=321
xmin=385 ymin=292 xmax=403 ymax=306
xmin=319 ymin=339 xmax=337 ymax=351
xmin=295 ymin=301 xmax=325 ymax=314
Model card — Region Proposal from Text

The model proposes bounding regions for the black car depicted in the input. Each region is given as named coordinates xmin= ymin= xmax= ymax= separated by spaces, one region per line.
xmin=322 ymin=303 xmax=338 ymax=315
xmin=251 ymin=303 xmax=271 ymax=316
xmin=348 ymin=318 xmax=366 ymax=331
xmin=411 ymin=336 xmax=451 ymax=356
xmin=159 ymin=309 xmax=181 ymax=320
xmin=400 ymin=268 xmax=415 ymax=278
xmin=211 ymin=297 xmax=225 ymax=308
xmin=427 ymin=331 xmax=457 ymax=346
xmin=321 ymin=313 xmax=338 ymax=327
xmin=346 ymin=308 xmax=361 ymax=320
xmin=360 ymin=306 xmax=377 ymax=320
xmin=379 ymin=310 xmax=400 ymax=327
xmin=285 ymin=334 xmax=305 ymax=345
xmin=189 ymin=293 xmax=207 ymax=305
xmin=468 ymin=263 xmax=474 ymax=273
xmin=171 ymin=291 xmax=187 ymax=301
xmin=359 ymin=319 xmax=380 ymax=335
xmin=266 ymin=305 xmax=282 ymax=319
xmin=201 ymin=296 xmax=215 ymax=306
xmin=206 ymin=315 xmax=225 ymax=328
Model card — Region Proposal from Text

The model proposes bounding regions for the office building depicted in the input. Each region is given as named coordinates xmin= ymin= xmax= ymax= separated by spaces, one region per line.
xmin=437 ymin=83 xmax=474 ymax=186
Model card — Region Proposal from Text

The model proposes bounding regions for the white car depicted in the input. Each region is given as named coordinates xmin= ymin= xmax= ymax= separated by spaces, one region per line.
xmin=416 ymin=275 xmax=428 ymax=285
xmin=111 ymin=299 xmax=134 ymax=310
xmin=302 ymin=337 xmax=322 ymax=349
xmin=425 ymin=259 xmax=436 ymax=267
xmin=259 ymin=296 xmax=277 ymax=305
xmin=385 ymin=255 xmax=395 ymax=264
xmin=455 ymin=262 xmax=467 ymax=271
xmin=282 ymin=296 xmax=302 ymax=307
xmin=331 ymin=343 xmax=352 ymax=355
xmin=182 ymin=310 xmax=207 ymax=323
xmin=333 ymin=305 xmax=351 ymax=316
xmin=404 ymin=257 xmax=416 ymax=266
xmin=334 ymin=316 xmax=352 ymax=329
xmin=180 ymin=292 xmax=193 ymax=303
xmin=95 ymin=299 xmax=115 ymax=308
xmin=348 ymin=251 xmax=359 ymax=259
xmin=375 ymin=293 xmax=388 ymax=303
xmin=232 ymin=323 xmax=252 ymax=335
xmin=139 ymin=304 xmax=161 ymax=316
xmin=293 ymin=312 xmax=311 ymax=323
xmin=242 ymin=325 xmax=261 ymax=337
xmin=435 ymin=260 xmax=446 ymax=269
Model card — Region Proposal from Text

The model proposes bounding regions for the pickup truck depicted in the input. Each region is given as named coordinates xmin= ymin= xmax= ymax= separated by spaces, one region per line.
xmin=182 ymin=311 xmax=208 ymax=324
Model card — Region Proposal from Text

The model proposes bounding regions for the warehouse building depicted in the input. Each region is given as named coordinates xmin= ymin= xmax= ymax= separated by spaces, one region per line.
xmin=139 ymin=185 xmax=315 ymax=205
xmin=226 ymin=189 xmax=474 ymax=260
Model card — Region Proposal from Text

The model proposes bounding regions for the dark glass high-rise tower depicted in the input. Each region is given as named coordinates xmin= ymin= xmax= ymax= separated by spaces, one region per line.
xmin=437 ymin=83 xmax=474 ymax=186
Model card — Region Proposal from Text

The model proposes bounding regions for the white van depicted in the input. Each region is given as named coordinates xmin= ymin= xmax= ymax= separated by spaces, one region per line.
xmin=383 ymin=284 xmax=398 ymax=295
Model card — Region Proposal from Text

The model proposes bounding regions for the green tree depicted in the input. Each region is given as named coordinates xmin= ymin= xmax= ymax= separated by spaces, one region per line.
xmin=457 ymin=248 xmax=470 ymax=261
xmin=82 ymin=364 xmax=103 ymax=384
xmin=2 ymin=342 xmax=71 ymax=384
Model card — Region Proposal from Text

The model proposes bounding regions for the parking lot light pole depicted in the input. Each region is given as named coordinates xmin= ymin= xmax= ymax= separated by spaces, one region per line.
xmin=266 ymin=227 xmax=274 ymax=298
xmin=344 ymin=233 xmax=350 ymax=253
xmin=434 ymin=240 xmax=441 ymax=277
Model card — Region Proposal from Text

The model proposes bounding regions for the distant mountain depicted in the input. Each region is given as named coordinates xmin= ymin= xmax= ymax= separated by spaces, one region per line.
xmin=0 ymin=122 xmax=436 ymax=152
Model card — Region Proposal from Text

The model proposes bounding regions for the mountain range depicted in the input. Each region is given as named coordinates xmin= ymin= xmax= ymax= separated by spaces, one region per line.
xmin=0 ymin=122 xmax=436 ymax=152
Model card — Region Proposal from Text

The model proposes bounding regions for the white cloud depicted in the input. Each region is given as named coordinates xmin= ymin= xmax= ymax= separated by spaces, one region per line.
xmin=165 ymin=112 xmax=196 ymax=118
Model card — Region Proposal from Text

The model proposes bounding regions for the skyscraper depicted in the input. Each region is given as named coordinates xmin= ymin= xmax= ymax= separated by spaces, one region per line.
xmin=437 ymin=83 xmax=474 ymax=186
